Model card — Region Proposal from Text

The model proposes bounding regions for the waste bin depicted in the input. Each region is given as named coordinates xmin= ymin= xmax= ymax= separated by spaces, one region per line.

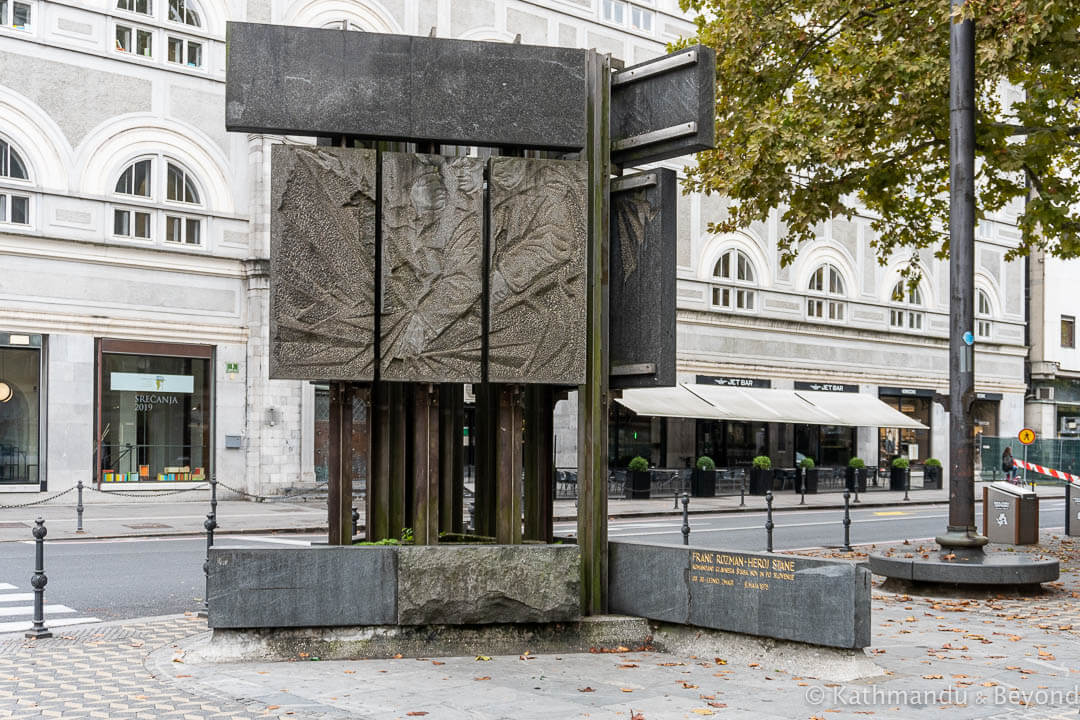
xmin=982 ymin=481 xmax=1039 ymax=545
xmin=1067 ymin=483 xmax=1080 ymax=537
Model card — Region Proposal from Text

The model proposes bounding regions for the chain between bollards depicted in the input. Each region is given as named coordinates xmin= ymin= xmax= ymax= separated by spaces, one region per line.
xmin=904 ymin=466 xmax=911 ymax=502
xmin=26 ymin=518 xmax=51 ymax=639
xmin=76 ymin=480 xmax=85 ymax=533
xmin=842 ymin=490 xmax=852 ymax=551
xmin=681 ymin=492 xmax=690 ymax=546
xmin=765 ymin=490 xmax=774 ymax=553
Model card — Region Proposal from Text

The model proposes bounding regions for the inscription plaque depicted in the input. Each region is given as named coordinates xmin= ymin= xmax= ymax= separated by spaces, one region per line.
xmin=488 ymin=157 xmax=588 ymax=384
xmin=269 ymin=146 xmax=376 ymax=380
xmin=381 ymin=153 xmax=484 ymax=382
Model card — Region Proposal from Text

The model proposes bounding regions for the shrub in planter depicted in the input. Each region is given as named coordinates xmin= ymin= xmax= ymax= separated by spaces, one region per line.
xmin=797 ymin=457 xmax=818 ymax=494
xmin=846 ymin=457 xmax=867 ymax=492
xmin=923 ymin=457 xmax=943 ymax=489
xmin=890 ymin=456 xmax=910 ymax=491
xmin=750 ymin=455 xmax=773 ymax=495
xmin=692 ymin=455 xmax=717 ymax=497
xmin=626 ymin=456 xmax=651 ymax=499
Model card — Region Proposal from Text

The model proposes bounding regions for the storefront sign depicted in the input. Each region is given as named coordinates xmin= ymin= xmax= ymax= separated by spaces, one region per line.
xmin=878 ymin=386 xmax=934 ymax=398
xmin=110 ymin=372 xmax=194 ymax=393
xmin=695 ymin=375 xmax=771 ymax=388
xmin=794 ymin=381 xmax=857 ymax=393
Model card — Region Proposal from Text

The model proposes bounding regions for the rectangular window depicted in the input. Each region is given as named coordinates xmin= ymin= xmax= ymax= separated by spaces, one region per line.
xmin=136 ymin=28 xmax=152 ymax=56
xmin=10 ymin=194 xmax=27 ymax=224
xmin=113 ymin=208 xmax=129 ymax=236
xmin=712 ymin=286 xmax=730 ymax=308
xmin=736 ymin=289 xmax=753 ymax=310
xmin=115 ymin=24 xmax=132 ymax=52
xmin=890 ymin=309 xmax=903 ymax=328
xmin=184 ymin=217 xmax=200 ymax=245
xmin=166 ymin=215 xmax=182 ymax=243
xmin=1063 ymin=315 xmax=1075 ymax=348
xmin=602 ymin=0 xmax=626 ymax=23
xmin=977 ymin=319 xmax=991 ymax=339
xmin=0 ymin=338 xmax=43 ymax=486
xmin=11 ymin=1 xmax=29 ymax=29
xmin=98 ymin=343 xmax=212 ymax=485
xmin=828 ymin=301 xmax=844 ymax=321
xmin=168 ymin=36 xmax=202 ymax=67
xmin=167 ymin=36 xmax=182 ymax=63
xmin=115 ymin=209 xmax=151 ymax=239
xmin=134 ymin=211 xmax=150 ymax=238
xmin=186 ymin=40 xmax=202 ymax=67
xmin=630 ymin=5 xmax=653 ymax=31
xmin=807 ymin=298 xmax=823 ymax=318
xmin=909 ymin=312 xmax=923 ymax=330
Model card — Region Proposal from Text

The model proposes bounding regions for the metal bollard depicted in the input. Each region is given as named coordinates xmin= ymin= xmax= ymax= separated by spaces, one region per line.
xmin=842 ymin=490 xmax=852 ymax=551
xmin=681 ymin=493 xmax=690 ymax=546
xmin=765 ymin=490 xmax=774 ymax=553
xmin=904 ymin=467 xmax=910 ymax=502
xmin=673 ymin=490 xmax=680 ymax=510
xmin=26 ymin=518 xmax=51 ymax=639
xmin=739 ymin=474 xmax=746 ymax=507
xmin=201 ymin=511 xmax=217 ymax=617
xmin=210 ymin=475 xmax=218 ymax=518
xmin=799 ymin=469 xmax=806 ymax=505
xmin=352 ymin=507 xmax=359 ymax=538
xmin=76 ymin=480 xmax=85 ymax=533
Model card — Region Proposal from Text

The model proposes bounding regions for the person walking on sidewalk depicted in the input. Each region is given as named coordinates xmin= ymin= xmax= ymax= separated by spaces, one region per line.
xmin=1002 ymin=446 xmax=1018 ymax=484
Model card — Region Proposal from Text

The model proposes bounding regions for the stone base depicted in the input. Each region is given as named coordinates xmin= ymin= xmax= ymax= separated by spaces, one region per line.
xmin=869 ymin=547 xmax=1059 ymax=586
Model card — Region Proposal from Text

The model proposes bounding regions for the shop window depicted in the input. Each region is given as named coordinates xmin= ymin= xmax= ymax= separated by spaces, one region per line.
xmin=97 ymin=341 xmax=211 ymax=485
xmin=115 ymin=23 xmax=153 ymax=57
xmin=889 ymin=280 xmax=924 ymax=331
xmin=1063 ymin=315 xmax=1075 ymax=349
xmin=879 ymin=394 xmax=931 ymax=466
xmin=711 ymin=248 xmax=757 ymax=312
xmin=0 ymin=0 xmax=33 ymax=31
xmin=111 ymin=157 xmax=206 ymax=247
xmin=806 ymin=263 xmax=846 ymax=322
xmin=976 ymin=289 xmax=993 ymax=339
xmin=0 ymin=333 xmax=42 ymax=486
xmin=166 ymin=35 xmax=202 ymax=67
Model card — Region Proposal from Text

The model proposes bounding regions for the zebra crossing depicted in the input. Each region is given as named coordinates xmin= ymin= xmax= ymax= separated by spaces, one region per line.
xmin=0 ymin=581 xmax=101 ymax=633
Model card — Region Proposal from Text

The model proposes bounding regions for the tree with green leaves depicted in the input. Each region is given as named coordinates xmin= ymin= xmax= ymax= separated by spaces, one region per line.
xmin=677 ymin=0 xmax=1080 ymax=279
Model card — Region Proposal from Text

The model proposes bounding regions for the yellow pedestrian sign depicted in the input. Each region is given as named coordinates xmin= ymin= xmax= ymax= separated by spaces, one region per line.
xmin=1018 ymin=428 xmax=1036 ymax=446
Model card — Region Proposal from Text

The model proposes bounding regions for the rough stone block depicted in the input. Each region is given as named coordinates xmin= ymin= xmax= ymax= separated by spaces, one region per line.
xmin=608 ymin=541 xmax=870 ymax=649
xmin=381 ymin=153 xmax=484 ymax=382
xmin=488 ymin=157 xmax=587 ymax=384
xmin=207 ymin=547 xmax=396 ymax=628
xmin=269 ymin=146 xmax=376 ymax=380
xmin=396 ymin=545 xmax=581 ymax=625
xmin=611 ymin=45 xmax=716 ymax=166
xmin=226 ymin=22 xmax=588 ymax=150
xmin=610 ymin=169 xmax=677 ymax=389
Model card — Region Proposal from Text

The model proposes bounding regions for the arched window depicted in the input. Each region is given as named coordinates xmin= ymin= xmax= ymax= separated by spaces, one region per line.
xmin=889 ymin=280 xmax=924 ymax=331
xmin=168 ymin=0 xmax=200 ymax=26
xmin=976 ymin=289 xmax=993 ymax=339
xmin=0 ymin=137 xmax=31 ymax=226
xmin=711 ymin=248 xmax=756 ymax=311
xmin=806 ymin=263 xmax=846 ymax=321
xmin=112 ymin=156 xmax=204 ymax=246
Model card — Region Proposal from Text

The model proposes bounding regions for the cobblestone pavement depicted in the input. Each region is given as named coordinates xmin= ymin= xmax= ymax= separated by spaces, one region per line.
xmin=2 ymin=535 xmax=1078 ymax=719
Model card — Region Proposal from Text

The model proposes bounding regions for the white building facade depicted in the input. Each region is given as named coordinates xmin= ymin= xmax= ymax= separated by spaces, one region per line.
xmin=0 ymin=0 xmax=1027 ymax=496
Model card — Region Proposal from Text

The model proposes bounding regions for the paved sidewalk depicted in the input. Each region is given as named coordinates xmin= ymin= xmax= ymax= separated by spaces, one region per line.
xmin=1 ymin=533 xmax=1077 ymax=719
xmin=0 ymin=481 xmax=1064 ymax=542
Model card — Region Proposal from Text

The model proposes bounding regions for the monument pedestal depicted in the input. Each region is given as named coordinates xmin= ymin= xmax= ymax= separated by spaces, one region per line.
xmin=869 ymin=546 xmax=1058 ymax=586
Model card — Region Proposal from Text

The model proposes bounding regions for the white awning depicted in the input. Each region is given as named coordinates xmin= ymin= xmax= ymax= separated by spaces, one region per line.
xmin=615 ymin=384 xmax=928 ymax=429
xmin=794 ymin=390 xmax=928 ymax=429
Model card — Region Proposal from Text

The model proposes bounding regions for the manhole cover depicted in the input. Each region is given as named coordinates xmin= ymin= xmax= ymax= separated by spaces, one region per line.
xmin=123 ymin=523 xmax=172 ymax=529
xmin=0 ymin=522 xmax=28 ymax=528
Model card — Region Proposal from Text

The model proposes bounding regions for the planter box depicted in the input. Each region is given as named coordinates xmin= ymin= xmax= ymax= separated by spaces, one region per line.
xmin=890 ymin=467 xmax=908 ymax=491
xmin=798 ymin=468 xmax=818 ymax=494
xmin=691 ymin=469 xmax=716 ymax=497
xmin=749 ymin=468 xmax=773 ymax=495
xmin=923 ymin=465 xmax=942 ymax=489
xmin=625 ymin=470 xmax=651 ymax=499
xmin=845 ymin=467 xmax=867 ymax=493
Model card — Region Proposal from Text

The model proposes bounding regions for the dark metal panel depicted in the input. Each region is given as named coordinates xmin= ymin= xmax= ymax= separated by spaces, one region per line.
xmin=610 ymin=168 xmax=676 ymax=389
xmin=226 ymin=22 xmax=588 ymax=150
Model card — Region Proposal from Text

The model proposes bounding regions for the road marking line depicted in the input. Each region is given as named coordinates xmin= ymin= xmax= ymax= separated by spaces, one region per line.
xmin=0 ymin=584 xmax=14 ymax=590
xmin=0 ymin=616 xmax=101 ymax=633
xmin=0 ymin=593 xmax=33 ymax=603
xmin=0 ymin=604 xmax=75 ymax=617
xmin=216 ymin=535 xmax=313 ymax=546
xmin=873 ymin=511 xmax=909 ymax=516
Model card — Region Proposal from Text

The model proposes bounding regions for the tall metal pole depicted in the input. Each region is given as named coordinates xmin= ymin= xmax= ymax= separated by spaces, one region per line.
xmin=937 ymin=0 xmax=987 ymax=551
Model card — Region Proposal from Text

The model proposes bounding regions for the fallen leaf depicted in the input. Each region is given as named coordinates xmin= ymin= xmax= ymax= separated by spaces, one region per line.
xmin=406 ymin=713 xmax=429 ymax=717
xmin=680 ymin=681 xmax=698 ymax=689
xmin=621 ymin=687 xmax=634 ymax=693
xmin=475 ymin=655 xmax=492 ymax=662
xmin=691 ymin=710 xmax=714 ymax=716
xmin=474 ymin=676 xmax=491 ymax=681
xmin=714 ymin=658 xmax=727 ymax=665
xmin=432 ymin=661 xmax=445 ymax=666
xmin=922 ymin=674 xmax=943 ymax=679
xmin=620 ymin=663 xmax=639 ymax=669
xmin=344 ymin=670 xmax=355 ymax=674
xmin=578 ymin=687 xmax=595 ymax=693
xmin=707 ymin=701 xmax=727 ymax=708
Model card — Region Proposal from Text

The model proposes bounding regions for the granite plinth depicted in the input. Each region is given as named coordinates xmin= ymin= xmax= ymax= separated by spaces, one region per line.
xmin=207 ymin=547 xmax=396 ymax=629
xmin=488 ymin=157 xmax=587 ymax=384
xmin=611 ymin=45 xmax=716 ymax=167
xmin=610 ymin=169 xmax=677 ymax=389
xmin=869 ymin=547 xmax=1059 ymax=585
xmin=397 ymin=545 xmax=580 ymax=625
xmin=609 ymin=541 xmax=870 ymax=649
xmin=269 ymin=146 xmax=376 ymax=380
xmin=226 ymin=22 xmax=588 ymax=150
xmin=381 ymin=153 xmax=483 ymax=382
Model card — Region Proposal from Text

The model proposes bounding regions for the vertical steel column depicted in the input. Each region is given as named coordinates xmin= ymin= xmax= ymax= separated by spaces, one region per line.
xmin=368 ymin=382 xmax=392 ymax=541
xmin=412 ymin=383 xmax=440 ymax=545
xmin=577 ymin=49 xmax=612 ymax=614
xmin=327 ymin=382 xmax=354 ymax=546
xmin=438 ymin=383 xmax=458 ymax=535
xmin=937 ymin=0 xmax=987 ymax=551
xmin=524 ymin=386 xmax=555 ymax=542
xmin=474 ymin=383 xmax=498 ymax=538
xmin=387 ymin=382 xmax=408 ymax=539
xmin=495 ymin=385 xmax=523 ymax=544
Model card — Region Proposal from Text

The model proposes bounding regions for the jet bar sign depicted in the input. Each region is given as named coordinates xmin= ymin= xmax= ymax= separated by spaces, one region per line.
xmin=110 ymin=372 xmax=194 ymax=394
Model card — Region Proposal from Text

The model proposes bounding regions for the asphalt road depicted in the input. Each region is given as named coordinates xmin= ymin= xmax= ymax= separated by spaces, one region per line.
xmin=0 ymin=499 xmax=1068 ymax=627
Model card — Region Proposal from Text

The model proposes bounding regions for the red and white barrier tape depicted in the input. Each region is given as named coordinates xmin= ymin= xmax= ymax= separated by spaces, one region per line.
xmin=1013 ymin=458 xmax=1080 ymax=485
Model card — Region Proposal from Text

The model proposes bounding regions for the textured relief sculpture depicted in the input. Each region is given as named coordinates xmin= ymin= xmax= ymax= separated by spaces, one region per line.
xmin=381 ymin=153 xmax=484 ymax=382
xmin=269 ymin=146 xmax=376 ymax=380
xmin=488 ymin=157 xmax=587 ymax=384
